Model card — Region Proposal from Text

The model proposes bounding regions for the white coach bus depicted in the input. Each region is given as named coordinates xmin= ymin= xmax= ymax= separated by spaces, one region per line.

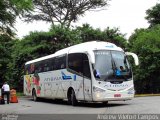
xmin=24 ymin=41 xmax=139 ymax=106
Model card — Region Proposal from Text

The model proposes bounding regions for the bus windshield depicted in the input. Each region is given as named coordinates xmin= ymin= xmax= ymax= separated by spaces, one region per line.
xmin=94 ymin=50 xmax=132 ymax=81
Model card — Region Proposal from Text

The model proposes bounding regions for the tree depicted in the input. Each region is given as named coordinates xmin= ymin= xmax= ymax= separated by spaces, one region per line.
xmin=24 ymin=0 xmax=109 ymax=27
xmin=0 ymin=0 xmax=33 ymax=87
xmin=145 ymin=3 xmax=160 ymax=27
xmin=75 ymin=24 xmax=127 ymax=48
xmin=0 ymin=34 xmax=14 ymax=86
xmin=128 ymin=25 xmax=160 ymax=94
xmin=0 ymin=0 xmax=32 ymax=36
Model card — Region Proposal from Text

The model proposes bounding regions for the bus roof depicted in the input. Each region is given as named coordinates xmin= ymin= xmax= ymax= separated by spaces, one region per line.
xmin=25 ymin=41 xmax=123 ymax=65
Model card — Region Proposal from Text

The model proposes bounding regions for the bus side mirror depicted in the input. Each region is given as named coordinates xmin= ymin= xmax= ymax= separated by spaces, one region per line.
xmin=125 ymin=52 xmax=139 ymax=66
xmin=93 ymin=69 xmax=100 ymax=78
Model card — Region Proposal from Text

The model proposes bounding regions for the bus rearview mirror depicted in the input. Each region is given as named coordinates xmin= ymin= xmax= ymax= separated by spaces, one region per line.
xmin=125 ymin=52 xmax=139 ymax=66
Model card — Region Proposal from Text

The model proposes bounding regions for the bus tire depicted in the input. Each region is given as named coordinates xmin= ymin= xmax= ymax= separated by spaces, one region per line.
xmin=71 ymin=89 xmax=77 ymax=106
xmin=32 ymin=89 xmax=38 ymax=102
xmin=102 ymin=101 xmax=108 ymax=105
xmin=68 ymin=89 xmax=77 ymax=106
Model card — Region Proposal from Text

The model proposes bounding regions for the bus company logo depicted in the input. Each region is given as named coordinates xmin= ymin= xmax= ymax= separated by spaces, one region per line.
xmin=104 ymin=84 xmax=128 ymax=88
xmin=61 ymin=71 xmax=72 ymax=80
xmin=105 ymin=45 xmax=114 ymax=48
xmin=61 ymin=71 xmax=76 ymax=81
xmin=44 ymin=72 xmax=77 ymax=82
xmin=44 ymin=76 xmax=62 ymax=82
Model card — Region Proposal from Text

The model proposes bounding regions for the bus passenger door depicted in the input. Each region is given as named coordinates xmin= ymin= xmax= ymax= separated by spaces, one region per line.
xmin=83 ymin=54 xmax=92 ymax=101
xmin=68 ymin=53 xmax=92 ymax=101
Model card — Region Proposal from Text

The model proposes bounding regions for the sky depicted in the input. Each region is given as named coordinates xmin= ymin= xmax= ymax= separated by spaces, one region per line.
xmin=15 ymin=0 xmax=160 ymax=39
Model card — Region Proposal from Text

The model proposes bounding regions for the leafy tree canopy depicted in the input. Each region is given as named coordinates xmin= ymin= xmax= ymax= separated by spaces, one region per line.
xmin=145 ymin=3 xmax=160 ymax=27
xmin=0 ymin=34 xmax=14 ymax=85
xmin=128 ymin=25 xmax=160 ymax=93
xmin=0 ymin=0 xmax=33 ymax=36
xmin=24 ymin=0 xmax=109 ymax=27
xmin=76 ymin=24 xmax=127 ymax=48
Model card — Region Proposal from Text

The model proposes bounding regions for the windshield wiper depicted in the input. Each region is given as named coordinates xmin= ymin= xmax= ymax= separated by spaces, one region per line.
xmin=111 ymin=59 xmax=117 ymax=75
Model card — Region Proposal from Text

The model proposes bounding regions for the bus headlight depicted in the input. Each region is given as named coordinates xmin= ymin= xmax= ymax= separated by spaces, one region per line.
xmin=93 ymin=86 xmax=106 ymax=93
xmin=127 ymin=87 xmax=135 ymax=94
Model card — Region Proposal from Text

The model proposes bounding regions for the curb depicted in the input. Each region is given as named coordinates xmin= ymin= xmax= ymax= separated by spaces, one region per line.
xmin=135 ymin=94 xmax=160 ymax=97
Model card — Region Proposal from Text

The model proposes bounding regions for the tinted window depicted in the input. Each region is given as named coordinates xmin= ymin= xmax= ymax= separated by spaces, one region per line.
xmin=54 ymin=55 xmax=66 ymax=70
xmin=68 ymin=53 xmax=83 ymax=73
xmin=25 ymin=64 xmax=30 ymax=74
xmin=25 ymin=54 xmax=66 ymax=74
xmin=43 ymin=60 xmax=52 ymax=72
xmin=68 ymin=53 xmax=91 ymax=79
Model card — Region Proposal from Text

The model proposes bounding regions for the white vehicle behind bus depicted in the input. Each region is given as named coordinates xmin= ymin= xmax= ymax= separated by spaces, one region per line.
xmin=24 ymin=41 xmax=139 ymax=106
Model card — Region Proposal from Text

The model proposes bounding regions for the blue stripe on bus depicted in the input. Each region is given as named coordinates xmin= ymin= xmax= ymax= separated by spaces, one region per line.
xmin=61 ymin=71 xmax=72 ymax=80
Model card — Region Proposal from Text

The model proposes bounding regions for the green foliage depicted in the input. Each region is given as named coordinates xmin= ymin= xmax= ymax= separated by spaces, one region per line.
xmin=0 ymin=0 xmax=33 ymax=36
xmin=145 ymin=3 xmax=160 ymax=27
xmin=128 ymin=25 xmax=160 ymax=94
xmin=10 ymin=0 xmax=33 ymax=11
xmin=0 ymin=34 xmax=14 ymax=86
xmin=0 ymin=0 xmax=33 ymax=84
xmin=75 ymin=24 xmax=127 ymax=48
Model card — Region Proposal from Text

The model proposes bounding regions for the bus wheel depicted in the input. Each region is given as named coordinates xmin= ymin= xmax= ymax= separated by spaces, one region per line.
xmin=102 ymin=101 xmax=108 ymax=106
xmin=68 ymin=89 xmax=77 ymax=106
xmin=71 ymin=89 xmax=77 ymax=106
xmin=32 ymin=89 xmax=38 ymax=102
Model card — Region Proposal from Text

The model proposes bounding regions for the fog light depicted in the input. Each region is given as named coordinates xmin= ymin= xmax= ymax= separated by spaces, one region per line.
xmin=96 ymin=93 xmax=100 ymax=98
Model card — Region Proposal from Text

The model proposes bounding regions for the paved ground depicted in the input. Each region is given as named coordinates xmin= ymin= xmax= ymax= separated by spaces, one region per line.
xmin=0 ymin=96 xmax=160 ymax=120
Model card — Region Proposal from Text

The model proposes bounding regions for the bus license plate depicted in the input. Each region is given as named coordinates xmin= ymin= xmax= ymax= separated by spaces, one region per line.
xmin=114 ymin=94 xmax=121 ymax=97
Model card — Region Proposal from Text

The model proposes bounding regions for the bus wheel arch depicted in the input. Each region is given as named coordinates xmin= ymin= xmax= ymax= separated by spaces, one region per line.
xmin=67 ymin=87 xmax=77 ymax=106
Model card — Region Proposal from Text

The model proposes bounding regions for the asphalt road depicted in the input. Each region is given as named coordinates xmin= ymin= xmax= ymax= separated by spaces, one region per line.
xmin=0 ymin=96 xmax=160 ymax=120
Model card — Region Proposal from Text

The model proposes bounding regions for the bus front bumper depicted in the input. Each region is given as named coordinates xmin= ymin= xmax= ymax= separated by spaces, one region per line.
xmin=92 ymin=90 xmax=135 ymax=102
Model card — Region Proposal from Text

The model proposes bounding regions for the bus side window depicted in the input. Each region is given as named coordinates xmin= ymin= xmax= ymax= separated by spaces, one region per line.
xmin=60 ymin=55 xmax=66 ymax=69
xmin=25 ymin=65 xmax=29 ymax=74
xmin=30 ymin=64 xmax=35 ymax=74
xmin=68 ymin=53 xmax=83 ymax=74
xmin=38 ymin=61 xmax=44 ymax=73
xmin=44 ymin=60 xmax=50 ymax=72
xmin=34 ymin=62 xmax=39 ymax=73
xmin=54 ymin=58 xmax=60 ymax=70
xmin=54 ymin=55 xmax=66 ymax=70
xmin=47 ymin=59 xmax=52 ymax=71
xmin=50 ymin=58 xmax=55 ymax=71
